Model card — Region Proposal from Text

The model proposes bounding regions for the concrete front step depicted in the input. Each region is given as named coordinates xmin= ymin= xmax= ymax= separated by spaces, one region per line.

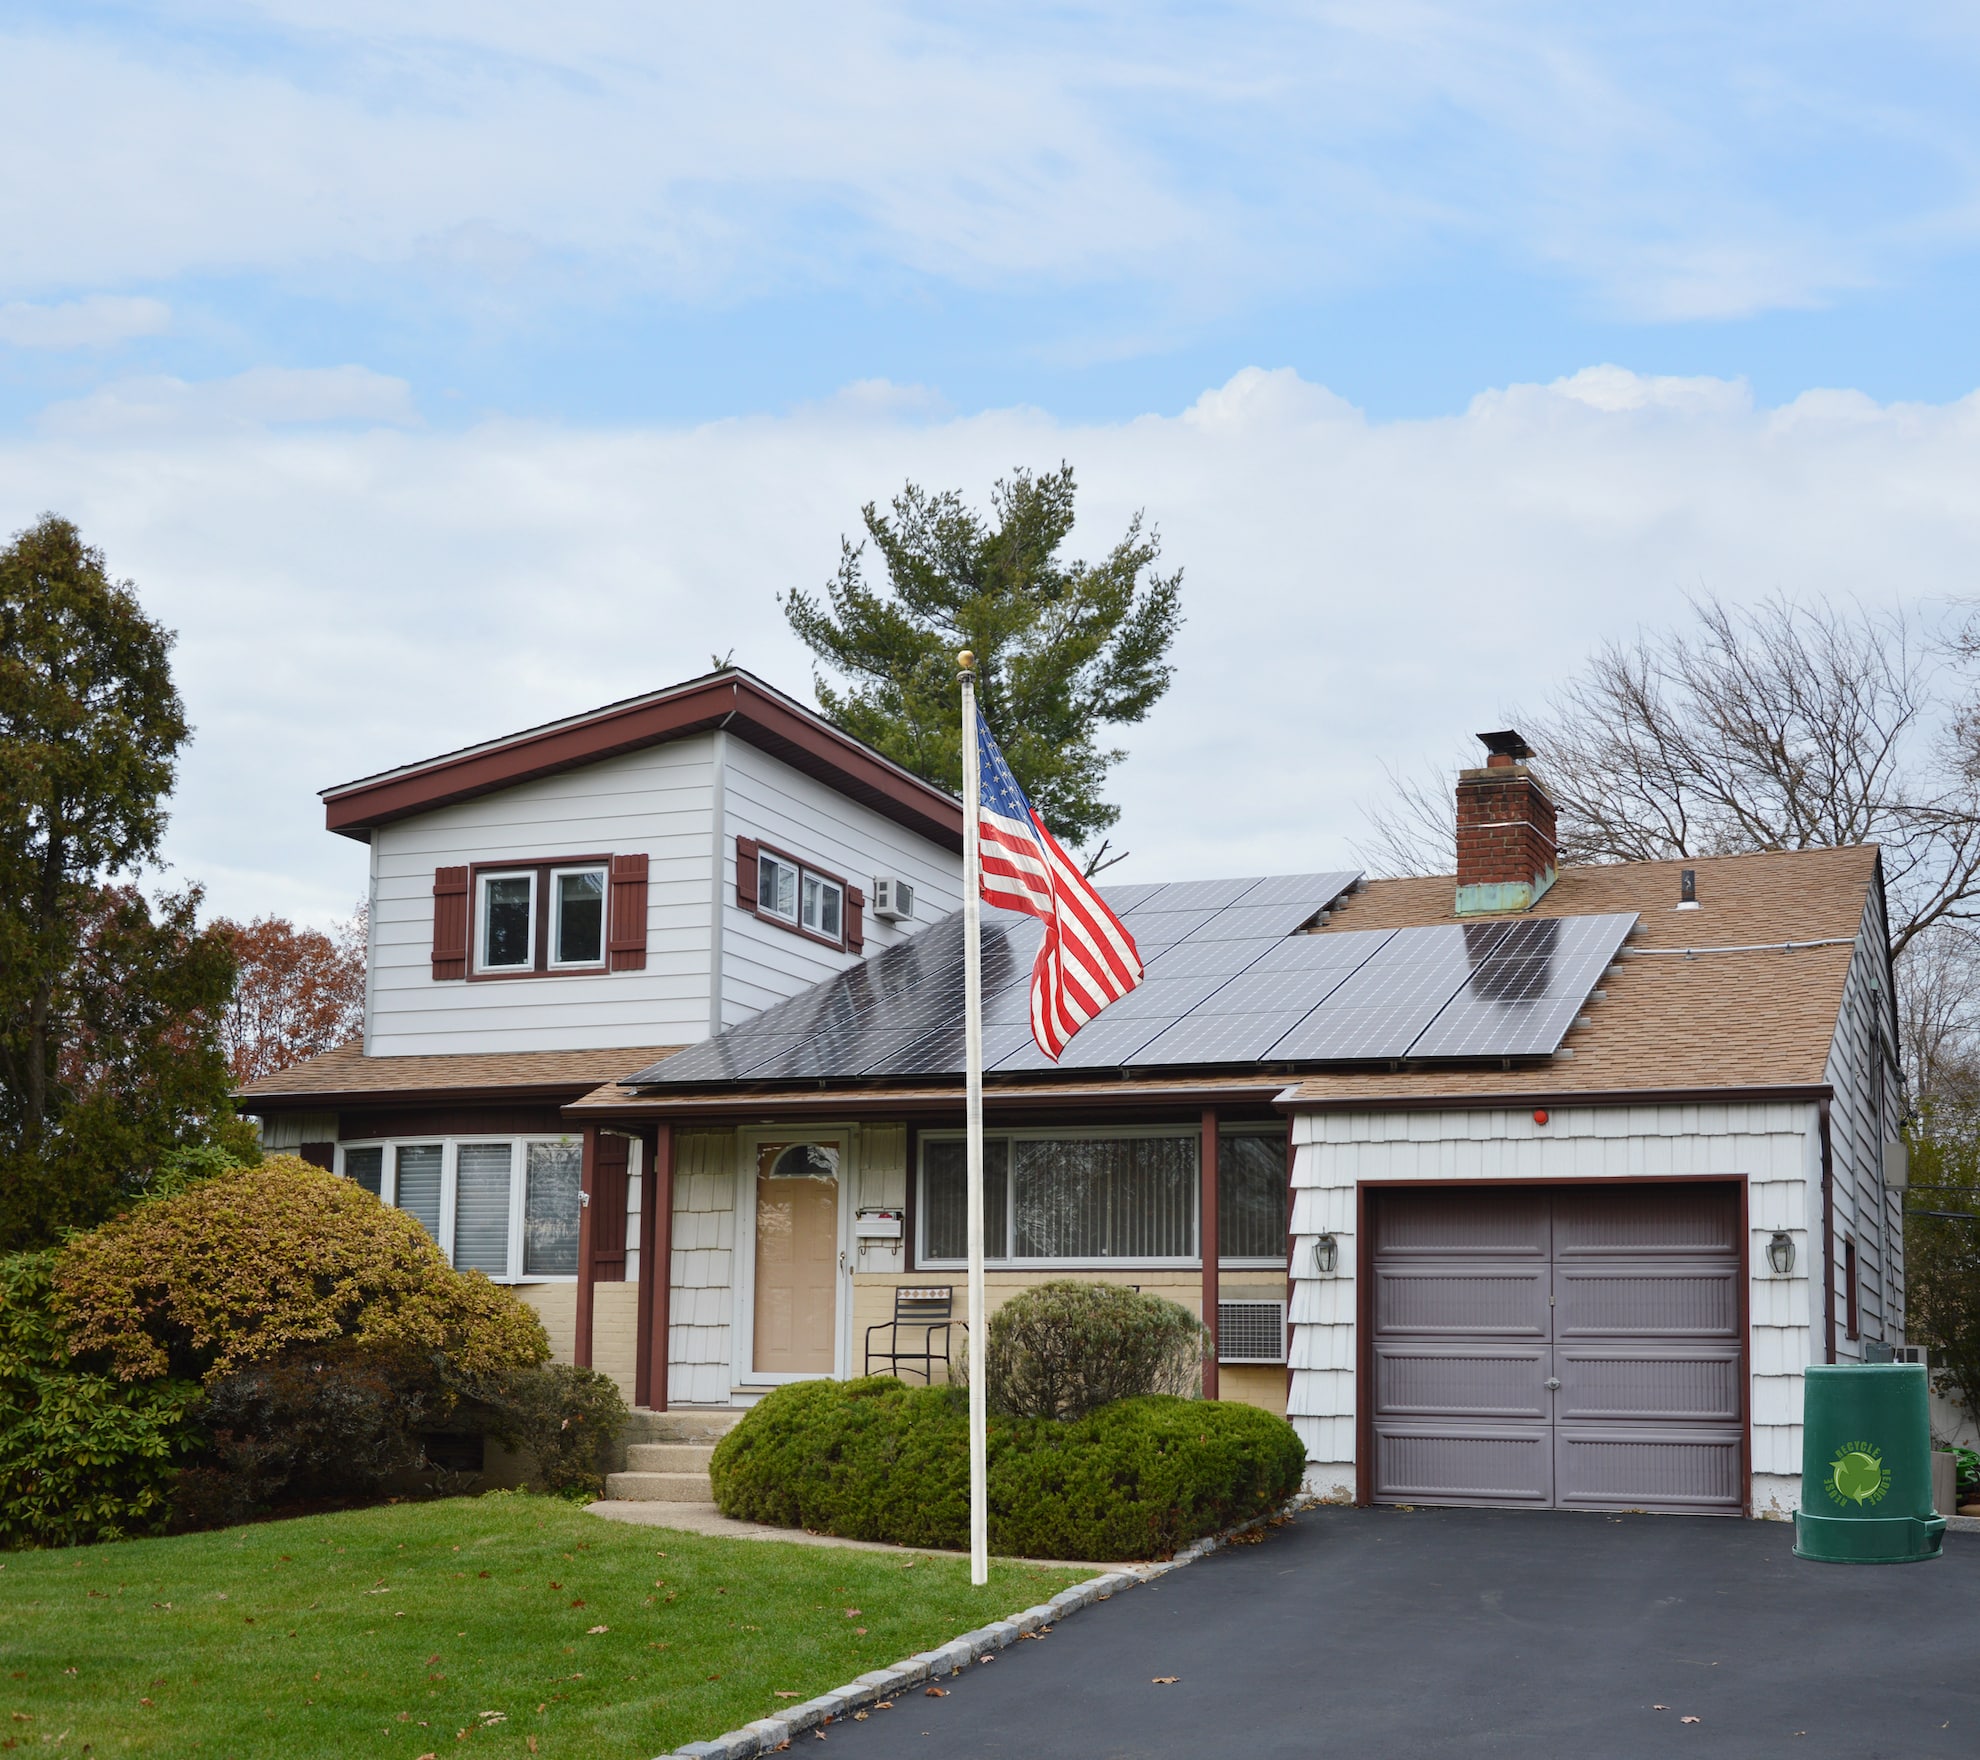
xmin=603 ymin=1470 xmax=715 ymax=1503
xmin=621 ymin=1407 xmax=744 ymax=1446
xmin=624 ymin=1442 xmax=715 ymax=1473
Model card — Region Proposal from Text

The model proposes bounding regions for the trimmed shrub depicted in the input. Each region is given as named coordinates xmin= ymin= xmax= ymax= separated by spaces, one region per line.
xmin=710 ymin=1376 xmax=1306 ymax=1560
xmin=52 ymin=1156 xmax=549 ymax=1382
xmin=977 ymin=1280 xmax=1205 ymax=1420
xmin=463 ymin=1363 xmax=631 ymax=1498
xmin=0 ymin=1252 xmax=200 ymax=1549
xmin=178 ymin=1340 xmax=443 ymax=1526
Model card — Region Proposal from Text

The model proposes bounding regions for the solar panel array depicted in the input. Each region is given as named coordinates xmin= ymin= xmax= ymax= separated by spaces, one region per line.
xmin=630 ymin=872 xmax=1637 ymax=1089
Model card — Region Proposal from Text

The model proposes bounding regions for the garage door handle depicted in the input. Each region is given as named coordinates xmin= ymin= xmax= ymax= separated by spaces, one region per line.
xmin=1545 ymin=1377 xmax=1562 ymax=1390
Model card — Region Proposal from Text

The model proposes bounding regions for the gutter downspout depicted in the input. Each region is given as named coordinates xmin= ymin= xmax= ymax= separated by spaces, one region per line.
xmin=708 ymin=726 xmax=729 ymax=1038
xmin=1819 ymin=1097 xmax=1836 ymax=1365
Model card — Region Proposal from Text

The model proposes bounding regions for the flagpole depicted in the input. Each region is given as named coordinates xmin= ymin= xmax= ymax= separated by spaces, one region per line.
xmin=958 ymin=650 xmax=989 ymax=1588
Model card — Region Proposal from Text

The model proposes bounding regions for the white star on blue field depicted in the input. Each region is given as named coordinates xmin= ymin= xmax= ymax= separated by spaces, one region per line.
xmin=5 ymin=3 xmax=1980 ymax=922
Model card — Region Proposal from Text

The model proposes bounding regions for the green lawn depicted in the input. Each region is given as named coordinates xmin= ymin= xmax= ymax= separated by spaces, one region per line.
xmin=0 ymin=1494 xmax=1093 ymax=1759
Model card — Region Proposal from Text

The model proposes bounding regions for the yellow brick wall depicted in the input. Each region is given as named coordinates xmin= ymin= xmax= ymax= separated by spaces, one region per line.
xmin=514 ymin=1281 xmax=640 ymax=1407
xmin=850 ymin=1269 xmax=1287 ymax=1419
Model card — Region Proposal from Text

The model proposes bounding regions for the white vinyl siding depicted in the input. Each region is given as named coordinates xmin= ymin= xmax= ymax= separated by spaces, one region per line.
xmin=721 ymin=738 xmax=962 ymax=1029
xmin=1823 ymin=888 xmax=1904 ymax=1358
xmin=363 ymin=732 xmax=961 ymax=1056
xmin=367 ymin=738 xmax=719 ymax=1055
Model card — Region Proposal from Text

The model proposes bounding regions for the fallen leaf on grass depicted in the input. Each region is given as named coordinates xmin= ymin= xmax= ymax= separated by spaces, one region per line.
xmin=1152 ymin=1677 xmax=1179 ymax=1686
xmin=587 ymin=1626 xmax=609 ymax=1635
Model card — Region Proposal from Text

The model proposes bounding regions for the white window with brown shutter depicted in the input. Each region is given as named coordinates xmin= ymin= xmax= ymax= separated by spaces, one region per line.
xmin=734 ymin=835 xmax=861 ymax=952
xmin=431 ymin=854 xmax=646 ymax=979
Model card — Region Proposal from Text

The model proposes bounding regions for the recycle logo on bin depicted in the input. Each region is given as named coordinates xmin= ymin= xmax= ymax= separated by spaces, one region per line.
xmin=1825 ymin=1439 xmax=1892 ymax=1508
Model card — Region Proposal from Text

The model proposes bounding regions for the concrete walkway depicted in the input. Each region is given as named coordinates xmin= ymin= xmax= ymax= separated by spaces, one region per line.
xmin=583 ymin=1496 xmax=1127 ymax=1573
xmin=816 ymin=1505 xmax=1978 ymax=1760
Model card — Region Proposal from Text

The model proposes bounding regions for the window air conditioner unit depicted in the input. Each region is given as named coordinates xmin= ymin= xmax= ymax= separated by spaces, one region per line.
xmin=1892 ymin=1345 xmax=1928 ymax=1369
xmin=1217 ymin=1299 xmax=1287 ymax=1365
xmin=871 ymin=877 xmax=915 ymax=922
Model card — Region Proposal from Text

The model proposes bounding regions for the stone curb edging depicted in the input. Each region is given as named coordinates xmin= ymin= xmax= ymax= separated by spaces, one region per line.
xmin=654 ymin=1500 xmax=1310 ymax=1759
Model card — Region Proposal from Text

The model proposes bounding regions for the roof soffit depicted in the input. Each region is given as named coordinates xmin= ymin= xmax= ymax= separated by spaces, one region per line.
xmin=319 ymin=670 xmax=965 ymax=850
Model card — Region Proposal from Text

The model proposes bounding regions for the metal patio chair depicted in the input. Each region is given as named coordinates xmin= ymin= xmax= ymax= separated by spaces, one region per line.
xmin=864 ymin=1285 xmax=964 ymax=1383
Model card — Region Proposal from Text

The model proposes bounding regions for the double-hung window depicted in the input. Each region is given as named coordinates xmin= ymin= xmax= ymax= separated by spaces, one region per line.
xmin=472 ymin=860 xmax=609 ymax=975
xmin=917 ymin=1125 xmax=1287 ymax=1268
xmin=335 ymin=1135 xmax=589 ymax=1280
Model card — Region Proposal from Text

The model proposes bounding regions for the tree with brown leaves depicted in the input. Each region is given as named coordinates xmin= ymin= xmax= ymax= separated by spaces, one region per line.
xmin=217 ymin=905 xmax=366 ymax=1085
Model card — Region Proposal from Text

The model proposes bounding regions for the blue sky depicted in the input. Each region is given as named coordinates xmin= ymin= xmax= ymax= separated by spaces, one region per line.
xmin=9 ymin=4 xmax=1980 ymax=428
xmin=5 ymin=4 xmax=1980 ymax=922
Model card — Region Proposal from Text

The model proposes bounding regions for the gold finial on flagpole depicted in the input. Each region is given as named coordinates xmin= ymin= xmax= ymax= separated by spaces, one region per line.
xmin=957 ymin=649 xmax=975 ymax=672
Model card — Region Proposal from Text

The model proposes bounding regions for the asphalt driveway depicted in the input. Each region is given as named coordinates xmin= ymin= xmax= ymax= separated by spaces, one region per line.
xmin=824 ymin=1507 xmax=1976 ymax=1760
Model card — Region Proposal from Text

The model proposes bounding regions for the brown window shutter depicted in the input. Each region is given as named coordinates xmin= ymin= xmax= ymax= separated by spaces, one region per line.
xmin=590 ymin=1133 xmax=630 ymax=1280
xmin=607 ymin=852 xmax=649 ymax=971
xmin=736 ymin=836 xmax=759 ymax=911
xmin=431 ymin=865 xmax=469 ymax=979
xmin=846 ymin=885 xmax=865 ymax=952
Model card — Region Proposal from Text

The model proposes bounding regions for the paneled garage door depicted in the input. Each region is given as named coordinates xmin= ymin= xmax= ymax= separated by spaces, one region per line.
xmin=1368 ymin=1183 xmax=1744 ymax=1515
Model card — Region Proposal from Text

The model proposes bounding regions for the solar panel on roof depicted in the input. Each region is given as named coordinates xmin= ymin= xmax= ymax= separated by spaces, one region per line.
xmin=1187 ymin=900 xmax=1336 ymax=941
xmin=1125 ymin=876 xmax=1260 ymax=912
xmin=1263 ymin=922 xmax=1516 ymax=1061
xmin=1233 ymin=870 xmax=1361 ymax=908
xmin=637 ymin=866 xmax=1620 ymax=1091
xmin=1129 ymin=1010 xmax=1317 ymax=1065
xmin=1405 ymin=911 xmax=1635 ymax=1059
xmin=991 ymin=1009 xmax=1170 ymax=1072
xmin=1139 ymin=937 xmax=1275 ymax=979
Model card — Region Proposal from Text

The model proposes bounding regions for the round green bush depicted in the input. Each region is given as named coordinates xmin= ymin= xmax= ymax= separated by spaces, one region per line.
xmin=709 ymin=1376 xmax=1306 ymax=1560
xmin=977 ymin=1279 xmax=1206 ymax=1420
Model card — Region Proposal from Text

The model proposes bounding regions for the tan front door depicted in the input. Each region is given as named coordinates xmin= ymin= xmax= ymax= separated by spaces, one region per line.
xmin=753 ymin=1142 xmax=840 ymax=1376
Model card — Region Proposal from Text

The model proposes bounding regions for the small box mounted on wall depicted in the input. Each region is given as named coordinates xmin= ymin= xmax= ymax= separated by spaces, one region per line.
xmin=855 ymin=1209 xmax=904 ymax=1240
xmin=870 ymin=878 xmax=915 ymax=922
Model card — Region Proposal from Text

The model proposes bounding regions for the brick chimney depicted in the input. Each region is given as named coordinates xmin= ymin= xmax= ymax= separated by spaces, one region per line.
xmin=1454 ymin=730 xmax=1557 ymax=915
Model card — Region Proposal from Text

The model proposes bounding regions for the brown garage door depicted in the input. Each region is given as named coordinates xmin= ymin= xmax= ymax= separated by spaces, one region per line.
xmin=1368 ymin=1183 xmax=1743 ymax=1515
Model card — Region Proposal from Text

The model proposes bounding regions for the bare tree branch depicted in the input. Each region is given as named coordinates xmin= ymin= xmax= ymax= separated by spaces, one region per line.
xmin=1525 ymin=595 xmax=1980 ymax=958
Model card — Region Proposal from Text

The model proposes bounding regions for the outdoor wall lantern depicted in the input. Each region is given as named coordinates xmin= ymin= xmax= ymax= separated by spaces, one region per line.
xmin=1767 ymin=1231 xmax=1797 ymax=1276
xmin=1313 ymin=1233 xmax=1339 ymax=1276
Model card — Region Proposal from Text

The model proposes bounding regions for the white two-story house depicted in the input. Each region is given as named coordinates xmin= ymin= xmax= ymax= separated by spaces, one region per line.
xmin=240 ymin=668 xmax=965 ymax=1395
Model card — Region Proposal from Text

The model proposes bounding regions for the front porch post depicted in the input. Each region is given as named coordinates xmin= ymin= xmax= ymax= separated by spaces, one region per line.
xmin=1201 ymin=1107 xmax=1219 ymax=1400
xmin=574 ymin=1125 xmax=599 ymax=1368
xmin=634 ymin=1123 xmax=674 ymax=1410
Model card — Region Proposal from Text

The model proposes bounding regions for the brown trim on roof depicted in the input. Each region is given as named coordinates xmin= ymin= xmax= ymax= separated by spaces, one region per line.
xmin=320 ymin=670 xmax=964 ymax=851
xmin=244 ymin=1082 xmax=616 ymax=1114
xmin=564 ymin=1080 xmax=1293 ymax=1126
xmin=1280 ymin=1082 xmax=1833 ymax=1114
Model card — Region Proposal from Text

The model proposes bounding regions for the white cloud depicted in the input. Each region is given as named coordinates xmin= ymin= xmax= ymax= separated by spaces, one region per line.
xmin=0 ymin=294 xmax=170 ymax=348
xmin=1 ymin=6 xmax=1976 ymax=322
xmin=4 ymin=361 xmax=1979 ymax=926
xmin=39 ymin=366 xmax=418 ymax=437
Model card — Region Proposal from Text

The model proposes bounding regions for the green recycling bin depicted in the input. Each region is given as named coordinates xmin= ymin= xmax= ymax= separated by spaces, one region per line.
xmin=1794 ymin=1363 xmax=1947 ymax=1564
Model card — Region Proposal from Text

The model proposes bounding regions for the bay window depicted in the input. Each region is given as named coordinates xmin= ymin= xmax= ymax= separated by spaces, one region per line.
xmin=917 ymin=1125 xmax=1287 ymax=1267
xmin=335 ymin=1135 xmax=590 ymax=1281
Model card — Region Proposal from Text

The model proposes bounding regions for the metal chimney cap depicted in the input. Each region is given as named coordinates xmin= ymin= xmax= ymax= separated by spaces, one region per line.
xmin=1476 ymin=729 xmax=1533 ymax=761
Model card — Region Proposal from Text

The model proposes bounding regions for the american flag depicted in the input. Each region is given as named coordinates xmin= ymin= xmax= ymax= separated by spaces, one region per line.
xmin=972 ymin=705 xmax=1144 ymax=1059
